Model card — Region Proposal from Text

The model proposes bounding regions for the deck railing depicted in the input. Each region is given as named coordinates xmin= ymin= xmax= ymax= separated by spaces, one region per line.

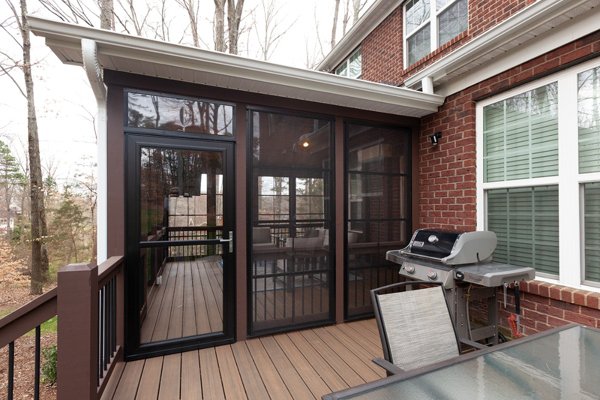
xmin=0 ymin=256 xmax=124 ymax=400
xmin=0 ymin=287 xmax=57 ymax=400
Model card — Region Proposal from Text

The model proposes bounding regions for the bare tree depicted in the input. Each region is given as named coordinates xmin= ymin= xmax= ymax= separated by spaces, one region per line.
xmin=37 ymin=0 xmax=97 ymax=26
xmin=2 ymin=0 xmax=50 ymax=294
xmin=254 ymin=0 xmax=294 ymax=61
xmin=331 ymin=0 xmax=340 ymax=49
xmin=99 ymin=0 xmax=115 ymax=29
xmin=154 ymin=0 xmax=173 ymax=41
xmin=175 ymin=0 xmax=201 ymax=47
xmin=115 ymin=0 xmax=152 ymax=36
xmin=227 ymin=0 xmax=244 ymax=54
xmin=353 ymin=0 xmax=368 ymax=24
xmin=214 ymin=0 xmax=226 ymax=51
xmin=342 ymin=0 xmax=350 ymax=35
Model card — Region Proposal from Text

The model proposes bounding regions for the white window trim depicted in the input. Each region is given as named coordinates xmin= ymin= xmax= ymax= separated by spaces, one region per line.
xmin=476 ymin=56 xmax=600 ymax=292
xmin=403 ymin=0 xmax=466 ymax=69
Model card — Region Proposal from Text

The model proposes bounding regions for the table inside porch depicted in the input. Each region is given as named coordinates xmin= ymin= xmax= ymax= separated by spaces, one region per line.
xmin=323 ymin=324 xmax=600 ymax=399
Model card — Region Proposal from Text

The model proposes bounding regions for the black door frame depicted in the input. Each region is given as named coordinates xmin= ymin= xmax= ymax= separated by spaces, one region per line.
xmin=125 ymin=133 xmax=236 ymax=360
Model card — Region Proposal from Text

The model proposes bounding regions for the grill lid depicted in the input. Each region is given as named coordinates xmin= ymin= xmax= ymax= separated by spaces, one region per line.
xmin=400 ymin=229 xmax=497 ymax=265
xmin=408 ymin=229 xmax=459 ymax=259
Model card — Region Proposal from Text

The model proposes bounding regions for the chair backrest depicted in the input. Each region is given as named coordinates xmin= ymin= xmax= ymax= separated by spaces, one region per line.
xmin=371 ymin=282 xmax=460 ymax=371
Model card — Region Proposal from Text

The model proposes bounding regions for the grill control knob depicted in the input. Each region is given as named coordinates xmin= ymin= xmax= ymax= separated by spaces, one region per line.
xmin=427 ymin=271 xmax=438 ymax=280
xmin=404 ymin=265 xmax=415 ymax=274
xmin=428 ymin=235 xmax=439 ymax=244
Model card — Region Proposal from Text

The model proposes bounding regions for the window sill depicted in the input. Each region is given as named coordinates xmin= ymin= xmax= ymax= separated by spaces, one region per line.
xmin=520 ymin=280 xmax=600 ymax=310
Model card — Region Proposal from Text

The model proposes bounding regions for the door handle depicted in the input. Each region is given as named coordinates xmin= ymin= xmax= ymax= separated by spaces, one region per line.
xmin=219 ymin=231 xmax=233 ymax=253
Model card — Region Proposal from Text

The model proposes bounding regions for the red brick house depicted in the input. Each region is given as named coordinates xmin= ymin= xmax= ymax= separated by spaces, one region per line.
xmin=3 ymin=1 xmax=600 ymax=397
xmin=26 ymin=0 xmax=600 ymax=356
xmin=319 ymin=0 xmax=600 ymax=332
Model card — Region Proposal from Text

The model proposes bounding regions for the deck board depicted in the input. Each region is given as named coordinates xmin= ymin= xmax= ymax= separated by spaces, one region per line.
xmin=135 ymin=356 xmax=162 ymax=400
xmin=199 ymin=347 xmax=226 ymax=400
xmin=104 ymin=319 xmax=384 ymax=400
xmin=180 ymin=351 xmax=201 ymax=399
xmin=215 ymin=345 xmax=246 ymax=400
xmin=158 ymin=353 xmax=181 ymax=399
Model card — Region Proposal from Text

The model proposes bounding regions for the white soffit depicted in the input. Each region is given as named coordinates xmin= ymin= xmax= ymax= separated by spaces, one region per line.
xmin=405 ymin=0 xmax=600 ymax=96
xmin=28 ymin=16 xmax=443 ymax=118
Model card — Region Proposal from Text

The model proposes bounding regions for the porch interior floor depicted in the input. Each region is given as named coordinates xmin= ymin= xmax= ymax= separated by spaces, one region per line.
xmin=101 ymin=319 xmax=385 ymax=400
xmin=141 ymin=257 xmax=224 ymax=343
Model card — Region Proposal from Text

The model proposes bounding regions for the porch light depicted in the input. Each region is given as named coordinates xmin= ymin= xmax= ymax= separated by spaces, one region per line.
xmin=301 ymin=140 xmax=310 ymax=149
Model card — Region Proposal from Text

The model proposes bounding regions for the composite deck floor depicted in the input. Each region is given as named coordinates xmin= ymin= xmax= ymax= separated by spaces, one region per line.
xmin=102 ymin=319 xmax=385 ymax=400
xmin=141 ymin=257 xmax=224 ymax=343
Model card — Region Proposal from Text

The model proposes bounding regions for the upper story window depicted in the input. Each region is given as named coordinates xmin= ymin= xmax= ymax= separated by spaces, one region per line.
xmin=477 ymin=58 xmax=600 ymax=290
xmin=335 ymin=48 xmax=362 ymax=79
xmin=404 ymin=0 xmax=468 ymax=66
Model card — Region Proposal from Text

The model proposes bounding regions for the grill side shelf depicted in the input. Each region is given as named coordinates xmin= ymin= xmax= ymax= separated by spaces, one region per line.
xmin=455 ymin=263 xmax=535 ymax=287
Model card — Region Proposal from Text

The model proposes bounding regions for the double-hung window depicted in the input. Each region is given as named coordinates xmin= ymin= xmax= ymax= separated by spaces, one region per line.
xmin=404 ymin=0 xmax=468 ymax=66
xmin=477 ymin=58 xmax=600 ymax=289
xmin=335 ymin=48 xmax=362 ymax=79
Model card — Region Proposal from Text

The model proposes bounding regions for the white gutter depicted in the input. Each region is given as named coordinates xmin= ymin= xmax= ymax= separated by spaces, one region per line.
xmin=316 ymin=0 xmax=399 ymax=72
xmin=404 ymin=0 xmax=599 ymax=93
xmin=81 ymin=39 xmax=107 ymax=263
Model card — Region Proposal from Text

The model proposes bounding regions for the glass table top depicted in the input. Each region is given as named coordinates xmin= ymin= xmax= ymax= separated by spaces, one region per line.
xmin=336 ymin=325 xmax=600 ymax=400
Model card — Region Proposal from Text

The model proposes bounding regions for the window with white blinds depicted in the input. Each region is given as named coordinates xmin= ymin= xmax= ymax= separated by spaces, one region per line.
xmin=487 ymin=186 xmax=559 ymax=276
xmin=478 ymin=58 xmax=600 ymax=289
xmin=584 ymin=183 xmax=600 ymax=283
xmin=579 ymin=66 xmax=600 ymax=174
xmin=483 ymin=83 xmax=559 ymax=182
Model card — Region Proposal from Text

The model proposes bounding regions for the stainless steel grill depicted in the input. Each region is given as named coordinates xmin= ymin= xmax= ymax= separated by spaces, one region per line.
xmin=386 ymin=229 xmax=535 ymax=344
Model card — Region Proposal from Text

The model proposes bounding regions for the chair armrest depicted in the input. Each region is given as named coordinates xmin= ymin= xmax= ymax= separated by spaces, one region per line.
xmin=372 ymin=357 xmax=405 ymax=375
xmin=459 ymin=338 xmax=486 ymax=350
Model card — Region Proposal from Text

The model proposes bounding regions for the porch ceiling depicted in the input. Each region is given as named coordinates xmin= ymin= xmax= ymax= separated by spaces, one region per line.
xmin=29 ymin=17 xmax=444 ymax=118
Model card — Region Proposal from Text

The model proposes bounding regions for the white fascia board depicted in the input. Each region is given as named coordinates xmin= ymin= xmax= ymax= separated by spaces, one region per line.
xmin=29 ymin=17 xmax=444 ymax=116
xmin=316 ymin=0 xmax=400 ymax=72
xmin=404 ymin=0 xmax=598 ymax=93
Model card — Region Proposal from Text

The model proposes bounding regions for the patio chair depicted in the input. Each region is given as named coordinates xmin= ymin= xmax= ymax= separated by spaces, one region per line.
xmin=371 ymin=281 xmax=485 ymax=375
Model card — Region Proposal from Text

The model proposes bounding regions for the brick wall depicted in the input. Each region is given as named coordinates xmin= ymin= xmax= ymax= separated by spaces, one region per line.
xmin=361 ymin=7 xmax=404 ymax=85
xmin=499 ymin=282 xmax=600 ymax=334
xmin=355 ymin=1 xmax=600 ymax=337
xmin=418 ymin=31 xmax=600 ymax=334
xmin=418 ymin=30 xmax=600 ymax=230
xmin=360 ymin=0 xmax=535 ymax=84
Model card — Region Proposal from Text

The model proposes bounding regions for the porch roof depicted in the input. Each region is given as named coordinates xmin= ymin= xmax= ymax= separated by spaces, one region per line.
xmin=28 ymin=17 xmax=444 ymax=118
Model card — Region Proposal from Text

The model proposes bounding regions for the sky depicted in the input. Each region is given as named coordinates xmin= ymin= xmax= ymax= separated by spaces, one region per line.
xmin=0 ymin=0 xmax=372 ymax=187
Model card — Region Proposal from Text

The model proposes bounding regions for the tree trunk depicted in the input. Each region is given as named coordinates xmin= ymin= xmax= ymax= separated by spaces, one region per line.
xmin=342 ymin=0 xmax=350 ymax=35
xmin=176 ymin=0 xmax=200 ymax=47
xmin=20 ymin=0 xmax=49 ymax=295
xmin=214 ymin=0 xmax=226 ymax=51
xmin=99 ymin=0 xmax=115 ymax=30
xmin=353 ymin=0 xmax=362 ymax=24
xmin=227 ymin=0 xmax=245 ymax=54
xmin=331 ymin=0 xmax=341 ymax=49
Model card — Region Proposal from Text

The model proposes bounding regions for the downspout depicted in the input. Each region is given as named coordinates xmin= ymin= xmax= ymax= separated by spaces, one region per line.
xmin=422 ymin=76 xmax=434 ymax=95
xmin=81 ymin=39 xmax=108 ymax=263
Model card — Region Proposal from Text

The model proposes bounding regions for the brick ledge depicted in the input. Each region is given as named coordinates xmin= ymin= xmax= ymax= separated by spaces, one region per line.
xmin=520 ymin=280 xmax=600 ymax=310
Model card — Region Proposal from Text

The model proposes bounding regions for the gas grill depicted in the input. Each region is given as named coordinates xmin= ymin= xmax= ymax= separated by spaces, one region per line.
xmin=386 ymin=229 xmax=535 ymax=344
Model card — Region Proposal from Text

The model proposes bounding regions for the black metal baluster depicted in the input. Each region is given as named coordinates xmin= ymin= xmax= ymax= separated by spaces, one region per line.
xmin=8 ymin=341 xmax=14 ymax=400
xmin=111 ymin=276 xmax=116 ymax=357
xmin=34 ymin=326 xmax=41 ymax=400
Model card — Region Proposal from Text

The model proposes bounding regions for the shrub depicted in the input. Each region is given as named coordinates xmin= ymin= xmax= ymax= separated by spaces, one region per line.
xmin=41 ymin=345 xmax=57 ymax=385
